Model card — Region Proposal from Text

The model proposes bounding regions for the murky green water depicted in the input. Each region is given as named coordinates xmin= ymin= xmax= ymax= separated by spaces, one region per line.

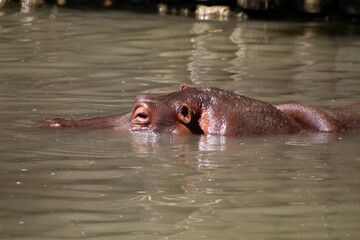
xmin=1 ymin=6 xmax=360 ymax=240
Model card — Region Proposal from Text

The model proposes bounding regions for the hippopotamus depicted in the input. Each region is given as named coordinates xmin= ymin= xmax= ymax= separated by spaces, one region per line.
xmin=42 ymin=84 xmax=360 ymax=136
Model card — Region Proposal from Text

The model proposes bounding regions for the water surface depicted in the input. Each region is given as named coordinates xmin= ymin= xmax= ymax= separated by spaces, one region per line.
xmin=1 ymin=6 xmax=360 ymax=240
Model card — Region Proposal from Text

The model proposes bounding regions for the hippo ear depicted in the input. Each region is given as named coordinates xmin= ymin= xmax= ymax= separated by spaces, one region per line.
xmin=177 ymin=103 xmax=204 ymax=134
xmin=180 ymin=84 xmax=191 ymax=91
xmin=177 ymin=103 xmax=193 ymax=125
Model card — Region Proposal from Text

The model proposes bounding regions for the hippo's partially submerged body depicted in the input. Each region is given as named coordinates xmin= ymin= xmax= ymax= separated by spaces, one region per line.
xmin=43 ymin=85 xmax=360 ymax=136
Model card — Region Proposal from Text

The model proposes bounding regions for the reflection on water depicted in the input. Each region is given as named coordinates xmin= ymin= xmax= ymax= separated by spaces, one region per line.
xmin=229 ymin=22 xmax=360 ymax=106
xmin=0 ymin=6 xmax=360 ymax=240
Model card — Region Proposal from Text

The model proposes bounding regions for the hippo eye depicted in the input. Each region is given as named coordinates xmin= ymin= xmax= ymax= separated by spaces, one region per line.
xmin=132 ymin=106 xmax=151 ymax=125
xmin=136 ymin=113 xmax=148 ymax=119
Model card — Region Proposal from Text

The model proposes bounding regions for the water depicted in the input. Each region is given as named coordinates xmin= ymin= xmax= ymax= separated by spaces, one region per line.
xmin=1 ymin=5 xmax=360 ymax=240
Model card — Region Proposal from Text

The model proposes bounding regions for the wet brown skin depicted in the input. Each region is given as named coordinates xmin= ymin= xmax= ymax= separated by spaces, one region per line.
xmin=42 ymin=85 xmax=360 ymax=136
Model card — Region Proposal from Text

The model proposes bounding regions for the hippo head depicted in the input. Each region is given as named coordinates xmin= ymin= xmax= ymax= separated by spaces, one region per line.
xmin=129 ymin=84 xmax=204 ymax=135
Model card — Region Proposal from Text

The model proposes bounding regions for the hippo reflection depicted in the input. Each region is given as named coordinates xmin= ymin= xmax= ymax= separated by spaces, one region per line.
xmin=43 ymin=84 xmax=360 ymax=136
